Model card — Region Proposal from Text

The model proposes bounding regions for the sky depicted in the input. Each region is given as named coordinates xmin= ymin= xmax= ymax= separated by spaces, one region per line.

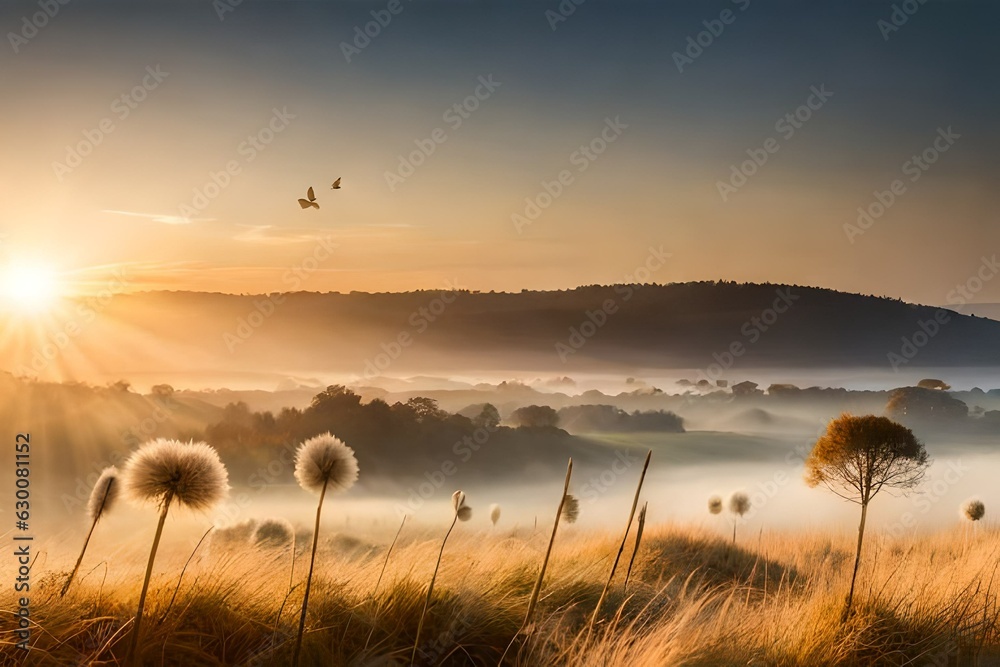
xmin=0 ymin=0 xmax=997 ymax=306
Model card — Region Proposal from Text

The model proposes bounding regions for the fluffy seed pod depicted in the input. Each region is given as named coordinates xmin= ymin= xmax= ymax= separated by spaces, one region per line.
xmin=561 ymin=494 xmax=580 ymax=524
xmin=963 ymin=499 xmax=986 ymax=522
xmin=294 ymin=433 xmax=359 ymax=495
xmin=729 ymin=492 xmax=750 ymax=517
xmin=88 ymin=466 xmax=121 ymax=520
xmin=708 ymin=495 xmax=723 ymax=515
xmin=490 ymin=503 xmax=501 ymax=526
xmin=122 ymin=439 xmax=229 ymax=511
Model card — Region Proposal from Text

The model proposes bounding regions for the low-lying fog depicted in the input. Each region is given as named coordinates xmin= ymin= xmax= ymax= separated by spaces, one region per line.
xmin=15 ymin=367 xmax=1000 ymax=552
xmin=37 ymin=432 xmax=999 ymax=553
xmin=94 ymin=367 xmax=1000 ymax=395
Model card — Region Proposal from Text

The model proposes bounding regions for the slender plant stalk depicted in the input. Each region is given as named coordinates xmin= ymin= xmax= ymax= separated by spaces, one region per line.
xmin=289 ymin=531 xmax=297 ymax=593
xmin=524 ymin=458 xmax=572 ymax=627
xmin=590 ymin=449 xmax=651 ymax=627
xmin=158 ymin=526 xmax=213 ymax=624
xmin=498 ymin=458 xmax=573 ymax=665
xmin=412 ymin=511 xmax=459 ymax=665
xmin=61 ymin=491 xmax=109 ymax=597
xmin=623 ymin=501 xmax=648 ymax=594
xmin=128 ymin=491 xmax=174 ymax=664
xmin=364 ymin=514 xmax=407 ymax=652
xmin=272 ymin=583 xmax=300 ymax=648
xmin=293 ymin=477 xmax=330 ymax=667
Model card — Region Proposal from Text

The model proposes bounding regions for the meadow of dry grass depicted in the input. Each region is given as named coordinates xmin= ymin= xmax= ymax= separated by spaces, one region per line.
xmin=3 ymin=520 xmax=999 ymax=666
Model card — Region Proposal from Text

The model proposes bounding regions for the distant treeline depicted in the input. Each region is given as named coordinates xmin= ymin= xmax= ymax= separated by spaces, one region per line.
xmin=203 ymin=385 xmax=607 ymax=481
xmin=504 ymin=403 xmax=684 ymax=433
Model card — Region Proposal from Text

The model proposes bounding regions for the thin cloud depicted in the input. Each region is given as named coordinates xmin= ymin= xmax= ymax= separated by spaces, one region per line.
xmin=102 ymin=210 xmax=214 ymax=225
xmin=233 ymin=225 xmax=332 ymax=245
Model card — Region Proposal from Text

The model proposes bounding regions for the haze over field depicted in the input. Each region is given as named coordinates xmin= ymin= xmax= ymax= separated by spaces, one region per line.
xmin=1 ymin=0 xmax=998 ymax=664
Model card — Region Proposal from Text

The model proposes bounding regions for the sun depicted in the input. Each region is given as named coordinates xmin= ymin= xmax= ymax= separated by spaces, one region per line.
xmin=1 ymin=261 xmax=62 ymax=313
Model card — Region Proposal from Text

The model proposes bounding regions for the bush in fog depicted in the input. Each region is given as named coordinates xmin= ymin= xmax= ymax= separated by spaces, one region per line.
xmin=509 ymin=404 xmax=560 ymax=428
xmin=254 ymin=518 xmax=295 ymax=548
xmin=885 ymin=386 xmax=968 ymax=422
xmin=917 ymin=378 xmax=951 ymax=391
xmin=557 ymin=404 xmax=684 ymax=433
xmin=214 ymin=519 xmax=258 ymax=546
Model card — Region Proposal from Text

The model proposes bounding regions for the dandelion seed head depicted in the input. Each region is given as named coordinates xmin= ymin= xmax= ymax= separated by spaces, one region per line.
xmin=729 ymin=492 xmax=751 ymax=517
xmin=452 ymin=490 xmax=467 ymax=513
xmin=561 ymin=494 xmax=580 ymax=524
xmin=708 ymin=495 xmax=723 ymax=515
xmin=122 ymin=439 xmax=229 ymax=511
xmin=962 ymin=498 xmax=985 ymax=522
xmin=87 ymin=466 xmax=121 ymax=520
xmin=294 ymin=433 xmax=359 ymax=495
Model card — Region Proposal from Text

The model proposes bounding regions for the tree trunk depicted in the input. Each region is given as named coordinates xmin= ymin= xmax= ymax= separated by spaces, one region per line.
xmin=843 ymin=501 xmax=868 ymax=622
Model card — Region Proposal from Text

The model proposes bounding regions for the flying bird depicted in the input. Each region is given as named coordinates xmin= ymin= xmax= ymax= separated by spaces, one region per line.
xmin=330 ymin=177 xmax=342 ymax=190
xmin=298 ymin=187 xmax=319 ymax=209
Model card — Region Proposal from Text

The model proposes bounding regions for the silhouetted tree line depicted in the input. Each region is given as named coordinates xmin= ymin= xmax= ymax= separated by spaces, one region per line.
xmin=556 ymin=404 xmax=685 ymax=433
xmin=204 ymin=385 xmax=556 ymax=477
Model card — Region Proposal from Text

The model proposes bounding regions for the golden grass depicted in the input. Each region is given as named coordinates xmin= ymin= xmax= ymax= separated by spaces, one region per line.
xmin=2 ymin=523 xmax=999 ymax=666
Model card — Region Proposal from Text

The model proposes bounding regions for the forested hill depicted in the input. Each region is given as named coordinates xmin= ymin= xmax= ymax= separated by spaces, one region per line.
xmin=4 ymin=282 xmax=999 ymax=380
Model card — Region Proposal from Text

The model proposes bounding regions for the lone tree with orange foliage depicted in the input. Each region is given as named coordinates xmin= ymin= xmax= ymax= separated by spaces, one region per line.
xmin=805 ymin=414 xmax=929 ymax=621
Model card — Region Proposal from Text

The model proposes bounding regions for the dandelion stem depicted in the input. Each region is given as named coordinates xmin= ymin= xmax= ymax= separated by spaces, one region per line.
xmin=293 ymin=476 xmax=329 ymax=667
xmin=128 ymin=491 xmax=173 ymax=664
xmin=590 ymin=449 xmax=651 ymax=628
xmin=413 ymin=511 xmax=458 ymax=665
xmin=623 ymin=502 xmax=647 ymax=594
xmin=499 ymin=458 xmax=573 ymax=666
xmin=525 ymin=458 xmax=572 ymax=628
xmin=62 ymin=477 xmax=115 ymax=597
xmin=364 ymin=513 xmax=407 ymax=652
xmin=288 ymin=531 xmax=296 ymax=593
xmin=159 ymin=526 xmax=213 ymax=625
xmin=61 ymin=516 xmax=100 ymax=597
